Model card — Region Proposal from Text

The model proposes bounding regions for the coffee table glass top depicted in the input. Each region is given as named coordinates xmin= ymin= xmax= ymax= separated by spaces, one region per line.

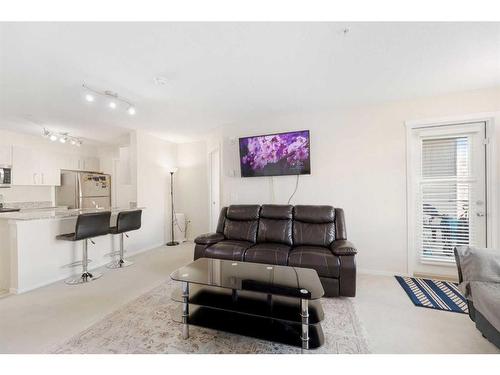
xmin=170 ymin=258 xmax=324 ymax=300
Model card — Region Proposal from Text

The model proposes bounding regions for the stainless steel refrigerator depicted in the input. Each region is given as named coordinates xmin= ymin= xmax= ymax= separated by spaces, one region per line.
xmin=56 ymin=170 xmax=111 ymax=209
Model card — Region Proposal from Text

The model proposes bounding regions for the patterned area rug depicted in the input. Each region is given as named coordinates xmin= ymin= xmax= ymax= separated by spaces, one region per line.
xmin=52 ymin=280 xmax=370 ymax=354
xmin=395 ymin=276 xmax=468 ymax=314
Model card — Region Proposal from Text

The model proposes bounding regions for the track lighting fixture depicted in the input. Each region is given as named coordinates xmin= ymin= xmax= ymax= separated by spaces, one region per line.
xmin=83 ymin=83 xmax=136 ymax=115
xmin=43 ymin=128 xmax=82 ymax=146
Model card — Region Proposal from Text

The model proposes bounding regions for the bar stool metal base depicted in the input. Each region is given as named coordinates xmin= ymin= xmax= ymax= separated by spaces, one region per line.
xmin=65 ymin=272 xmax=102 ymax=285
xmin=106 ymin=259 xmax=134 ymax=269
xmin=107 ymin=233 xmax=134 ymax=270
xmin=166 ymin=241 xmax=179 ymax=246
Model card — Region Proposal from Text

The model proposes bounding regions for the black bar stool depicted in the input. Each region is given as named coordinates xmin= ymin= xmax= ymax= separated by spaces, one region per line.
xmin=57 ymin=211 xmax=111 ymax=285
xmin=106 ymin=209 xmax=142 ymax=269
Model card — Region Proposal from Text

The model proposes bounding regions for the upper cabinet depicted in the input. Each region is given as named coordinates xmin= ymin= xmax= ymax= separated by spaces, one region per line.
xmin=62 ymin=154 xmax=100 ymax=172
xmin=0 ymin=145 xmax=12 ymax=165
xmin=11 ymin=145 xmax=101 ymax=186
xmin=81 ymin=156 xmax=100 ymax=172
xmin=12 ymin=146 xmax=61 ymax=186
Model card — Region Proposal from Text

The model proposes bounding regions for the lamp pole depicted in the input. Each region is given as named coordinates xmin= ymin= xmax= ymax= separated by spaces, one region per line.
xmin=167 ymin=170 xmax=179 ymax=246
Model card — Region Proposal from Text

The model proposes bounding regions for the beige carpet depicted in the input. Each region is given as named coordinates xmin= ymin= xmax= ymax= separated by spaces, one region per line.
xmin=52 ymin=280 xmax=369 ymax=354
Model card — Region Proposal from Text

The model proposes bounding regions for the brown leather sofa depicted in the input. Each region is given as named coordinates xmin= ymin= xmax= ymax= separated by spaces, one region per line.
xmin=194 ymin=205 xmax=357 ymax=297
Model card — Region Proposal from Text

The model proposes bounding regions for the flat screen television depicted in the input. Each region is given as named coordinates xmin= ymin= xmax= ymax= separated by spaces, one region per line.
xmin=239 ymin=130 xmax=311 ymax=177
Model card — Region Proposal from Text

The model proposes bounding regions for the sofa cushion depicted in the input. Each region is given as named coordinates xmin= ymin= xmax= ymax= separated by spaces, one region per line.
xmin=261 ymin=204 xmax=293 ymax=219
xmin=293 ymin=221 xmax=335 ymax=247
xmin=292 ymin=205 xmax=335 ymax=246
xmin=204 ymin=240 xmax=254 ymax=261
xmin=224 ymin=219 xmax=258 ymax=242
xmin=257 ymin=218 xmax=292 ymax=245
xmin=244 ymin=243 xmax=291 ymax=265
xmin=226 ymin=205 xmax=261 ymax=220
xmin=455 ymin=246 xmax=500 ymax=298
xmin=294 ymin=205 xmax=335 ymax=223
xmin=470 ymin=281 xmax=500 ymax=332
xmin=288 ymin=246 xmax=340 ymax=278
xmin=194 ymin=232 xmax=225 ymax=245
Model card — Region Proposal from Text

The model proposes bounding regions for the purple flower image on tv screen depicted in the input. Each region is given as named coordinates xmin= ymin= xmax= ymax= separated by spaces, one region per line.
xmin=239 ymin=130 xmax=311 ymax=177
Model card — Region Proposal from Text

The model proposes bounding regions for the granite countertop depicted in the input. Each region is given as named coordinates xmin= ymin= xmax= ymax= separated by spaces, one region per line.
xmin=0 ymin=207 xmax=144 ymax=221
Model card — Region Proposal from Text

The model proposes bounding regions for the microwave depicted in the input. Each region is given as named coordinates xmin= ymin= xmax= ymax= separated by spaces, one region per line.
xmin=0 ymin=166 xmax=12 ymax=188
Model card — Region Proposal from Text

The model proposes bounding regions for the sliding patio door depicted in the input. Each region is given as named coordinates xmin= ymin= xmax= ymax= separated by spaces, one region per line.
xmin=409 ymin=122 xmax=487 ymax=277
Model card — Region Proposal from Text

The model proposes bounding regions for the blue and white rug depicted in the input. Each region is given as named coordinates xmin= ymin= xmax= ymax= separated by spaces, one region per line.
xmin=395 ymin=276 xmax=468 ymax=314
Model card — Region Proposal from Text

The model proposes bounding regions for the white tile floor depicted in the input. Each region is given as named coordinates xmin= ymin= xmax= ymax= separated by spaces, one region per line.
xmin=0 ymin=242 xmax=498 ymax=354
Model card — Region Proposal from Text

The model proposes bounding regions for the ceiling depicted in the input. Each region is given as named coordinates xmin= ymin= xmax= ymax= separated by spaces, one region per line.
xmin=0 ymin=22 xmax=499 ymax=144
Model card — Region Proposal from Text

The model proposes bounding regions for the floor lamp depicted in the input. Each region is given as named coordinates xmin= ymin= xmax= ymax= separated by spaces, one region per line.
xmin=167 ymin=167 xmax=179 ymax=246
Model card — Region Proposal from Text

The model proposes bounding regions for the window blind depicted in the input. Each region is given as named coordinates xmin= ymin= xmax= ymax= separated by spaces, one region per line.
xmin=419 ymin=137 xmax=474 ymax=263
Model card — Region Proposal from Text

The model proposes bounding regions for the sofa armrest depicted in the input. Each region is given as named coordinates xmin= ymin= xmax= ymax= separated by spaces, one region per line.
xmin=330 ymin=240 xmax=357 ymax=256
xmin=194 ymin=232 xmax=225 ymax=246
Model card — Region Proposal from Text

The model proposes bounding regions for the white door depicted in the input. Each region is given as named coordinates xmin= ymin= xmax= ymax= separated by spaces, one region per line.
xmin=209 ymin=149 xmax=220 ymax=232
xmin=409 ymin=122 xmax=487 ymax=277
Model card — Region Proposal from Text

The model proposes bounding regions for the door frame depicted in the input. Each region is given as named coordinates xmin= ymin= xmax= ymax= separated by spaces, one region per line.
xmin=208 ymin=147 xmax=221 ymax=232
xmin=405 ymin=112 xmax=498 ymax=277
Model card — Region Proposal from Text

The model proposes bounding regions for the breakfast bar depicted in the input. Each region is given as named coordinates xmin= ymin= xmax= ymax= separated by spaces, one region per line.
xmin=0 ymin=207 xmax=143 ymax=293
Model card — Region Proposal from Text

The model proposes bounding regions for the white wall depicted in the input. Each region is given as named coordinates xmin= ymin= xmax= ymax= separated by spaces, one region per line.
xmin=0 ymin=128 xmax=100 ymax=204
xmin=208 ymin=86 xmax=500 ymax=275
xmin=176 ymin=141 xmax=209 ymax=239
xmin=125 ymin=130 xmax=177 ymax=252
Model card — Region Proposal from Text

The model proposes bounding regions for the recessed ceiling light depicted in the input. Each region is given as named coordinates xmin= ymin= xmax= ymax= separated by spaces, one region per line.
xmin=49 ymin=134 xmax=58 ymax=142
xmin=127 ymin=106 xmax=136 ymax=115
xmin=109 ymin=101 xmax=117 ymax=109
xmin=85 ymin=94 xmax=95 ymax=102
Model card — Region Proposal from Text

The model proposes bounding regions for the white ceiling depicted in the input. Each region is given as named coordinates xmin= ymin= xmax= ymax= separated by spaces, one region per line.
xmin=0 ymin=22 xmax=499 ymax=144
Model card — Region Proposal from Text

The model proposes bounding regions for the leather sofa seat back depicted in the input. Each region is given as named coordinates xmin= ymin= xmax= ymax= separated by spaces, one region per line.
xmin=293 ymin=205 xmax=335 ymax=247
xmin=257 ymin=205 xmax=293 ymax=245
xmin=223 ymin=205 xmax=260 ymax=243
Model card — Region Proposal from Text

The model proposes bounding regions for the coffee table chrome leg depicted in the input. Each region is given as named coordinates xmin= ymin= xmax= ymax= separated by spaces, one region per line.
xmin=300 ymin=298 xmax=309 ymax=352
xmin=182 ymin=281 xmax=189 ymax=339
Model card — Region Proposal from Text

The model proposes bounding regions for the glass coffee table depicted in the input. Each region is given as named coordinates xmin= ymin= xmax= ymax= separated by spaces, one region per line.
xmin=170 ymin=258 xmax=325 ymax=350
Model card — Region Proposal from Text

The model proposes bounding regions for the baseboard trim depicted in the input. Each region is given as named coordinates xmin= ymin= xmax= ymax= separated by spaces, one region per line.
xmin=358 ymin=268 xmax=407 ymax=277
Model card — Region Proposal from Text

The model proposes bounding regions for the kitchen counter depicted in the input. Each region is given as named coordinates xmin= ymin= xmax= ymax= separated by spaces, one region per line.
xmin=0 ymin=207 xmax=144 ymax=221
xmin=0 ymin=206 xmax=147 ymax=294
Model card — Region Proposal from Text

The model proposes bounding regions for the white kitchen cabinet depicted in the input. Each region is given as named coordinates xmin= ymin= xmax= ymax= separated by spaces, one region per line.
xmin=39 ymin=152 xmax=61 ymax=186
xmin=82 ymin=156 xmax=100 ymax=172
xmin=12 ymin=146 xmax=39 ymax=185
xmin=0 ymin=145 xmax=12 ymax=165
xmin=59 ymin=155 xmax=99 ymax=172
xmin=12 ymin=146 xmax=60 ymax=186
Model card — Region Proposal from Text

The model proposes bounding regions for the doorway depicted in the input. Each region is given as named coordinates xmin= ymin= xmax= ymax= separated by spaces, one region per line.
xmin=407 ymin=121 xmax=489 ymax=278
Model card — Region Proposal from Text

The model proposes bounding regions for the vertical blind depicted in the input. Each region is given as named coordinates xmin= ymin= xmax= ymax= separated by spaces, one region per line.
xmin=419 ymin=137 xmax=474 ymax=263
